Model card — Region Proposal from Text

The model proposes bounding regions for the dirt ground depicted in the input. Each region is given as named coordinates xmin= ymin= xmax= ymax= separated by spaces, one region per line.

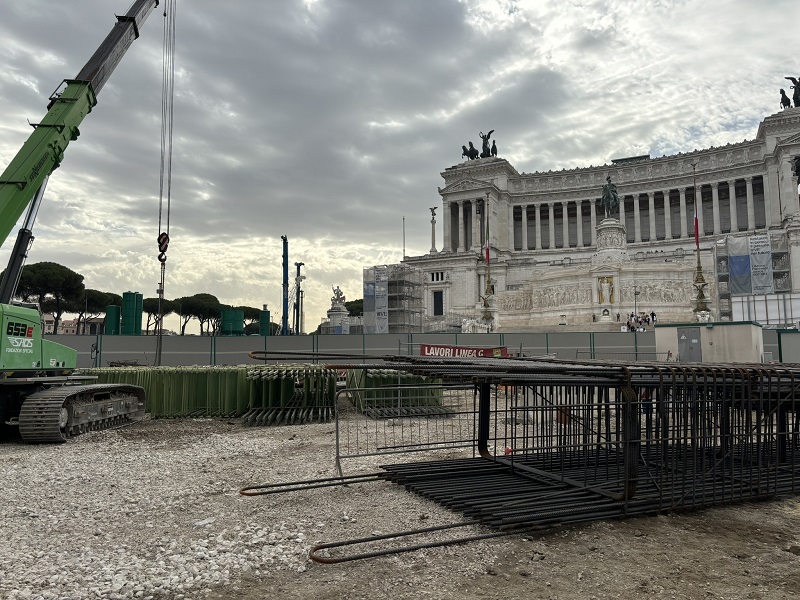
xmin=221 ymin=508 xmax=800 ymax=600
xmin=189 ymin=420 xmax=800 ymax=600
xmin=4 ymin=417 xmax=799 ymax=600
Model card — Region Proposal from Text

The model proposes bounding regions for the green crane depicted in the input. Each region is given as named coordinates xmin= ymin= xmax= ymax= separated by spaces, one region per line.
xmin=0 ymin=1 xmax=159 ymax=442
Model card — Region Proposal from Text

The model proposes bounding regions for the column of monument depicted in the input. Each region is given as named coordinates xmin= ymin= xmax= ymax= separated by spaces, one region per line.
xmin=561 ymin=201 xmax=569 ymax=248
xmin=633 ymin=194 xmax=642 ymax=242
xmin=470 ymin=199 xmax=479 ymax=250
xmin=457 ymin=200 xmax=465 ymax=252
xmin=663 ymin=190 xmax=673 ymax=240
xmin=679 ymin=188 xmax=688 ymax=238
xmin=745 ymin=177 xmax=755 ymax=231
xmin=576 ymin=200 xmax=584 ymax=247
xmin=506 ymin=202 xmax=513 ymax=250
xmin=728 ymin=181 xmax=738 ymax=232
xmin=711 ymin=182 xmax=721 ymax=234
xmin=548 ymin=203 xmax=555 ymax=249
xmin=535 ymin=204 xmax=542 ymax=250
xmin=765 ymin=165 xmax=778 ymax=227
xmin=648 ymin=192 xmax=656 ymax=241
xmin=521 ymin=205 xmax=528 ymax=251
xmin=429 ymin=207 xmax=437 ymax=253
xmin=443 ymin=202 xmax=451 ymax=251
xmin=590 ymin=199 xmax=597 ymax=245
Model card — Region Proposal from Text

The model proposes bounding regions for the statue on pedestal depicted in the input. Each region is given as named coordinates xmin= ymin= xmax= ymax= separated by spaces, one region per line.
xmin=786 ymin=76 xmax=800 ymax=108
xmin=601 ymin=176 xmax=620 ymax=218
xmin=479 ymin=130 xmax=495 ymax=158
xmin=331 ymin=286 xmax=346 ymax=309
xmin=598 ymin=276 xmax=614 ymax=304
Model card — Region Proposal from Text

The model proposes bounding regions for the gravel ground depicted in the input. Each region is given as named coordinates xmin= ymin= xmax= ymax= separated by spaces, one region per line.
xmin=1 ymin=417 xmax=799 ymax=600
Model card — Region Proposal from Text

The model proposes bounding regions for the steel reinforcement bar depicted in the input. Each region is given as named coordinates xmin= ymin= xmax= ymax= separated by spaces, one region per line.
xmin=242 ymin=353 xmax=800 ymax=562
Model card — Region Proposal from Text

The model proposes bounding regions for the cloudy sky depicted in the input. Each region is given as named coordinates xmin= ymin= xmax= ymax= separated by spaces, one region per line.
xmin=0 ymin=0 xmax=795 ymax=332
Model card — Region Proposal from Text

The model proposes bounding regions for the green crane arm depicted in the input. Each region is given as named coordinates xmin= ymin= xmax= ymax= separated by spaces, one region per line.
xmin=0 ymin=0 xmax=159 ymax=246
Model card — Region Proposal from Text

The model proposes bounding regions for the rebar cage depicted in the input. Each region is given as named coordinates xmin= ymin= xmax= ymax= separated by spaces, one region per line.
xmin=335 ymin=357 xmax=800 ymax=527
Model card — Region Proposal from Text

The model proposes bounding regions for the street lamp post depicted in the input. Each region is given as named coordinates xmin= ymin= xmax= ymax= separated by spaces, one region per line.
xmin=634 ymin=286 xmax=640 ymax=318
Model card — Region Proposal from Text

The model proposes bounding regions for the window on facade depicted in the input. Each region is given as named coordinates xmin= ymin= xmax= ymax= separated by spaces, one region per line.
xmin=433 ymin=290 xmax=444 ymax=316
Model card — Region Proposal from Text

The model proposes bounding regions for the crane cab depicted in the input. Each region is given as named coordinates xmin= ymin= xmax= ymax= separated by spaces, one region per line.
xmin=0 ymin=303 xmax=76 ymax=374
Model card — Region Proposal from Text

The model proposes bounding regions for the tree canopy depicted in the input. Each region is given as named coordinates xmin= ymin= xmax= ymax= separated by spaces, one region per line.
xmin=345 ymin=298 xmax=363 ymax=316
xmin=143 ymin=297 xmax=177 ymax=334
xmin=174 ymin=294 xmax=224 ymax=335
xmin=5 ymin=261 xmax=276 ymax=336
xmin=64 ymin=288 xmax=120 ymax=334
xmin=18 ymin=262 xmax=84 ymax=333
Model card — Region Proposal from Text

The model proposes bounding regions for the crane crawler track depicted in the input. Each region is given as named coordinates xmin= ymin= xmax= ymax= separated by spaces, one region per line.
xmin=19 ymin=384 xmax=145 ymax=443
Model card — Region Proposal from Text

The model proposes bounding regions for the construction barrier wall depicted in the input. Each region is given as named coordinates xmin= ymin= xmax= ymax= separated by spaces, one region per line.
xmin=43 ymin=328 xmax=793 ymax=369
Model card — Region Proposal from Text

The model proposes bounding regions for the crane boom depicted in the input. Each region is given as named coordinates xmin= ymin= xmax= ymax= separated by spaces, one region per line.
xmin=0 ymin=0 xmax=159 ymax=246
xmin=0 ymin=1 xmax=160 ymax=443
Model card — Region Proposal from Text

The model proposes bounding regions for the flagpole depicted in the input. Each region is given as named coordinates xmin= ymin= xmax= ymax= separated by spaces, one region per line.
xmin=484 ymin=191 xmax=491 ymax=297
xmin=691 ymin=161 xmax=709 ymax=317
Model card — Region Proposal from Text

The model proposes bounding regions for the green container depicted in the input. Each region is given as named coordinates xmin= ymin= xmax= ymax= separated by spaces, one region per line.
xmin=105 ymin=305 xmax=121 ymax=335
xmin=259 ymin=310 xmax=271 ymax=336
xmin=220 ymin=309 xmax=244 ymax=336
xmin=121 ymin=291 xmax=143 ymax=336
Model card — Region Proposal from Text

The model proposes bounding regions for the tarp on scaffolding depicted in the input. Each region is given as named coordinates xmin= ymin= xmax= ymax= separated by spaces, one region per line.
xmin=363 ymin=266 xmax=389 ymax=334
xmin=728 ymin=234 xmax=774 ymax=295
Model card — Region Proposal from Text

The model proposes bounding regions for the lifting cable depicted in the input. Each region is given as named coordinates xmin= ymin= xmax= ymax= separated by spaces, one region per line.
xmin=155 ymin=0 xmax=177 ymax=366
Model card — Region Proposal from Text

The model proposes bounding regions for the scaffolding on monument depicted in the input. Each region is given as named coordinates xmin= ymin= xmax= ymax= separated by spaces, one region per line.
xmin=387 ymin=264 xmax=424 ymax=333
xmin=363 ymin=264 xmax=424 ymax=334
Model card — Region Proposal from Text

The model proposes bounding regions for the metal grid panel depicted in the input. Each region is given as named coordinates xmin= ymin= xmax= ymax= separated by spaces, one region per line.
xmin=333 ymin=357 xmax=800 ymax=523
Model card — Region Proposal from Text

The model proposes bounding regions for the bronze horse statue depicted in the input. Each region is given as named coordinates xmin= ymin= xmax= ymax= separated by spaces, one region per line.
xmin=461 ymin=142 xmax=479 ymax=160
xmin=781 ymin=88 xmax=792 ymax=109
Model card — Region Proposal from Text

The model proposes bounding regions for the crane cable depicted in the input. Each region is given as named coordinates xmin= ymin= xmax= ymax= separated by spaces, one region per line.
xmin=156 ymin=0 xmax=177 ymax=366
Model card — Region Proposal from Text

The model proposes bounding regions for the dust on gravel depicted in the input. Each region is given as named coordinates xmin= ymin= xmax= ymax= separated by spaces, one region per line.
xmin=3 ymin=418 xmax=799 ymax=600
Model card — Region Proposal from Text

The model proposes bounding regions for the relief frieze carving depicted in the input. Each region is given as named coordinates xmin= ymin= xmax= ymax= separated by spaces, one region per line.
xmin=619 ymin=279 xmax=701 ymax=305
xmin=531 ymin=284 xmax=593 ymax=309
xmin=596 ymin=227 xmax=626 ymax=250
xmin=498 ymin=291 xmax=533 ymax=312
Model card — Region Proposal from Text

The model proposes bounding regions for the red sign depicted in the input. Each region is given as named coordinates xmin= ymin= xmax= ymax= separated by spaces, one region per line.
xmin=419 ymin=344 xmax=508 ymax=358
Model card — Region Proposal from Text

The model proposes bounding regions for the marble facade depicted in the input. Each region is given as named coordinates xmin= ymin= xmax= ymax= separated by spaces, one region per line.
xmin=403 ymin=109 xmax=800 ymax=328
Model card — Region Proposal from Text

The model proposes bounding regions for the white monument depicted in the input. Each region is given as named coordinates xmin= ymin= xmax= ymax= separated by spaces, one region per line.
xmin=327 ymin=286 xmax=350 ymax=334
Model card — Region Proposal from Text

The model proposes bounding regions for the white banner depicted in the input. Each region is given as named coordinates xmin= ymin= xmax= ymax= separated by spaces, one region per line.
xmin=749 ymin=234 xmax=774 ymax=295
xmin=374 ymin=266 xmax=389 ymax=334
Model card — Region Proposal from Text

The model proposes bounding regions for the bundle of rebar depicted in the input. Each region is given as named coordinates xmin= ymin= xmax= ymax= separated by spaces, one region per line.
xmin=239 ymin=353 xmax=800 ymax=562
xmin=378 ymin=357 xmax=800 ymax=530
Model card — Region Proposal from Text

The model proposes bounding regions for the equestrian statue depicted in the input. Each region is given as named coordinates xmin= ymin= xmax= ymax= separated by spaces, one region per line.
xmin=461 ymin=142 xmax=479 ymax=160
xmin=601 ymin=176 xmax=620 ymax=219
xmin=461 ymin=129 xmax=497 ymax=161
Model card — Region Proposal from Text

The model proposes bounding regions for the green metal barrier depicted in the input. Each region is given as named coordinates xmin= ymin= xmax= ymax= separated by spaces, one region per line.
xmin=82 ymin=364 xmax=339 ymax=423
xmin=346 ymin=368 xmax=446 ymax=418
xmin=82 ymin=365 xmax=445 ymax=422
xmin=83 ymin=366 xmax=252 ymax=418
xmin=241 ymin=364 xmax=338 ymax=425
